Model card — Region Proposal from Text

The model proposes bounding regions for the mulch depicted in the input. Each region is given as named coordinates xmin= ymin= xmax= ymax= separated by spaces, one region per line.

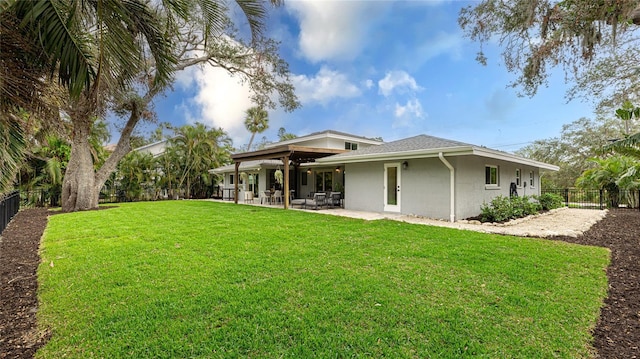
xmin=1 ymin=208 xmax=639 ymax=358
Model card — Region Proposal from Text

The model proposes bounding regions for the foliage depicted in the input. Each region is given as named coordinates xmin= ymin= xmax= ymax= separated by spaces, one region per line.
xmin=480 ymin=195 xmax=542 ymax=223
xmin=4 ymin=0 xmax=298 ymax=212
xmin=165 ymin=123 xmax=232 ymax=199
xmin=277 ymin=127 xmax=297 ymax=141
xmin=516 ymin=117 xmax=640 ymax=188
xmin=536 ymin=193 xmax=564 ymax=211
xmin=602 ymin=101 xmax=640 ymax=158
xmin=0 ymin=118 xmax=25 ymax=193
xmin=575 ymin=156 xmax=639 ymax=207
xmin=116 ymin=151 xmax=158 ymax=202
xmin=38 ymin=201 xmax=609 ymax=358
xmin=459 ymin=0 xmax=640 ymax=109
xmin=244 ymin=106 xmax=269 ymax=151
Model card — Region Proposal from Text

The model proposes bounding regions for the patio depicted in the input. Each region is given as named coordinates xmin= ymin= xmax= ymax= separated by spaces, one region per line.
xmin=204 ymin=199 xmax=606 ymax=238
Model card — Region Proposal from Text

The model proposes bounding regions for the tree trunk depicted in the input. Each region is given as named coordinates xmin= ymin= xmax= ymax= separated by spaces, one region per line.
xmin=61 ymin=98 xmax=142 ymax=212
xmin=62 ymin=115 xmax=98 ymax=212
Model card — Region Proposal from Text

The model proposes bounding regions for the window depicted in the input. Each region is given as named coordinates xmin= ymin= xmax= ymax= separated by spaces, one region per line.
xmin=344 ymin=142 xmax=358 ymax=150
xmin=229 ymin=174 xmax=234 ymax=185
xmin=301 ymin=172 xmax=308 ymax=186
xmin=529 ymin=171 xmax=535 ymax=187
xmin=315 ymin=171 xmax=333 ymax=192
xmin=515 ymin=168 xmax=521 ymax=187
xmin=485 ymin=165 xmax=499 ymax=186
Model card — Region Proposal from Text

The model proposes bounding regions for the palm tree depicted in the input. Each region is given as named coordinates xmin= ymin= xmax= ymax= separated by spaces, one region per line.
xmin=576 ymin=156 xmax=637 ymax=207
xmin=168 ymin=123 xmax=232 ymax=199
xmin=4 ymin=0 xmax=280 ymax=211
xmin=244 ymin=106 xmax=269 ymax=151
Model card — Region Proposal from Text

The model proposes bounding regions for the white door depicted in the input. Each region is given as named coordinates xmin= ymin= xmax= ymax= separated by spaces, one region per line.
xmin=384 ymin=163 xmax=401 ymax=212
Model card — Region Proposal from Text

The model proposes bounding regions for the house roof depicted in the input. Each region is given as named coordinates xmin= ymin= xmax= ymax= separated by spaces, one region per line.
xmin=209 ymin=160 xmax=283 ymax=174
xmin=316 ymin=134 xmax=559 ymax=171
xmin=263 ymin=129 xmax=383 ymax=148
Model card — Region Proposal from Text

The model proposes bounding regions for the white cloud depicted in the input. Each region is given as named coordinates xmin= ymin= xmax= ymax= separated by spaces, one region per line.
xmin=378 ymin=71 xmax=421 ymax=97
xmin=364 ymin=79 xmax=374 ymax=89
xmin=291 ymin=66 xmax=361 ymax=105
xmin=180 ymin=66 xmax=254 ymax=144
xmin=392 ymin=98 xmax=425 ymax=129
xmin=414 ymin=31 xmax=464 ymax=62
xmin=394 ymin=99 xmax=424 ymax=118
xmin=286 ymin=1 xmax=383 ymax=62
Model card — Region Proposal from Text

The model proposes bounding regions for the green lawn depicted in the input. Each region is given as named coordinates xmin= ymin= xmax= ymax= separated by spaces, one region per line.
xmin=37 ymin=201 xmax=609 ymax=358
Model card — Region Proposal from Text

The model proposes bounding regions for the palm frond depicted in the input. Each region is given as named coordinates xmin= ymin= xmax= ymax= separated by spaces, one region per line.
xmin=0 ymin=118 xmax=26 ymax=192
xmin=15 ymin=0 xmax=96 ymax=98
xmin=234 ymin=0 xmax=267 ymax=42
xmin=602 ymin=132 xmax=640 ymax=158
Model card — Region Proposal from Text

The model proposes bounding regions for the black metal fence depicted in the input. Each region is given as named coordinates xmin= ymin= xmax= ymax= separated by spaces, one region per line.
xmin=542 ymin=188 xmax=640 ymax=210
xmin=1 ymin=191 xmax=20 ymax=235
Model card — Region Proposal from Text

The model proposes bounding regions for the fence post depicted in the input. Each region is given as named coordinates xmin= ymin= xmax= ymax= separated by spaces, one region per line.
xmin=564 ymin=188 xmax=569 ymax=207
xmin=599 ymin=189 xmax=604 ymax=210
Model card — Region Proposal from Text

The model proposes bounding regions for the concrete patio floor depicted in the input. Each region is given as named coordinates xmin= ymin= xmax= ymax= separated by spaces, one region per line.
xmin=204 ymin=199 xmax=607 ymax=238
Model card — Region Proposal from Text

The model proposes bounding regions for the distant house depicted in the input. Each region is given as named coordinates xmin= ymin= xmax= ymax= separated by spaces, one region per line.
xmin=211 ymin=130 xmax=558 ymax=221
xmin=134 ymin=139 xmax=169 ymax=157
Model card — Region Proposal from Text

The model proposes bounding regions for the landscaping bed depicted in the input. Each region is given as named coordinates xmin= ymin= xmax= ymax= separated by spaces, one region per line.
xmin=0 ymin=205 xmax=638 ymax=358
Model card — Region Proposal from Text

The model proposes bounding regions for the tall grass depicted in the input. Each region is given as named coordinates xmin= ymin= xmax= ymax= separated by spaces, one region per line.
xmin=37 ymin=201 xmax=609 ymax=358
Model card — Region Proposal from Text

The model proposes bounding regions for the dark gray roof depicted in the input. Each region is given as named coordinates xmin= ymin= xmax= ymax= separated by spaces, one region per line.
xmin=328 ymin=134 xmax=473 ymax=158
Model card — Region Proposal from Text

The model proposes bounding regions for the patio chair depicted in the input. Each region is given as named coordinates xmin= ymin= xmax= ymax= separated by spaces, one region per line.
xmin=329 ymin=192 xmax=342 ymax=208
xmin=272 ymin=190 xmax=283 ymax=204
xmin=303 ymin=192 xmax=327 ymax=210
xmin=259 ymin=191 xmax=270 ymax=205
xmin=244 ymin=191 xmax=254 ymax=203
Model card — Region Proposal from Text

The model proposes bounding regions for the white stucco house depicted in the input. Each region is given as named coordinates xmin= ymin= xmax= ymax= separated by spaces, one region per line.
xmin=210 ymin=130 xmax=558 ymax=222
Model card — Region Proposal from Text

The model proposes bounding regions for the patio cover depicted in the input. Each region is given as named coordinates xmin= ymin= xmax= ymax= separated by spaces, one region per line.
xmin=230 ymin=145 xmax=347 ymax=209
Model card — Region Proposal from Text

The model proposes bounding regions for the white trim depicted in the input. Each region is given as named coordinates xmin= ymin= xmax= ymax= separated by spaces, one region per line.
xmin=316 ymin=145 xmax=559 ymax=171
xmin=383 ymin=163 xmax=401 ymax=212
xmin=485 ymin=165 xmax=499 ymax=187
xmin=263 ymin=130 xmax=382 ymax=149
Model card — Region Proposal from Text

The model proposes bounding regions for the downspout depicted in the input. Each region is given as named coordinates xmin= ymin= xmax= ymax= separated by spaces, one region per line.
xmin=438 ymin=152 xmax=455 ymax=223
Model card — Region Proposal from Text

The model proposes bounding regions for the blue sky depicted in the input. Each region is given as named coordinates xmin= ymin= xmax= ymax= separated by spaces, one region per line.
xmin=149 ymin=0 xmax=595 ymax=152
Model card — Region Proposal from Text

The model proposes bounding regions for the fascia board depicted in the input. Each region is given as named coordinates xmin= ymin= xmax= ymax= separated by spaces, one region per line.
xmin=264 ymin=132 xmax=383 ymax=148
xmin=472 ymin=147 xmax=560 ymax=171
xmin=316 ymin=146 xmax=474 ymax=164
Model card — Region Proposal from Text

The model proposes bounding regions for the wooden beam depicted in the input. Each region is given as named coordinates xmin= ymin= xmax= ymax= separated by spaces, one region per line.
xmin=284 ymin=155 xmax=290 ymax=209
xmin=234 ymin=161 xmax=239 ymax=204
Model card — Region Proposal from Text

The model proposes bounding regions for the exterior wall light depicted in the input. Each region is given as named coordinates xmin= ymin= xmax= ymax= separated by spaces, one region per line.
xmin=402 ymin=161 xmax=409 ymax=169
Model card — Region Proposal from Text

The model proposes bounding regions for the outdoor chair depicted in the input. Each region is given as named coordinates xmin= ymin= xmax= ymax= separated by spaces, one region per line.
xmin=259 ymin=191 xmax=270 ymax=205
xmin=303 ymin=192 xmax=327 ymax=210
xmin=272 ymin=190 xmax=283 ymax=204
xmin=329 ymin=192 xmax=342 ymax=208
xmin=244 ymin=191 xmax=254 ymax=203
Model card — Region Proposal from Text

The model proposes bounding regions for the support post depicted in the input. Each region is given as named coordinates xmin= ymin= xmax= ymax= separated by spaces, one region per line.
xmin=234 ymin=162 xmax=239 ymax=204
xmin=283 ymin=155 xmax=290 ymax=209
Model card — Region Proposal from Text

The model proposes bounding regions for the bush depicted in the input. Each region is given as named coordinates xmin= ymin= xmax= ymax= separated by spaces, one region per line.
xmin=535 ymin=193 xmax=564 ymax=211
xmin=480 ymin=195 xmax=541 ymax=223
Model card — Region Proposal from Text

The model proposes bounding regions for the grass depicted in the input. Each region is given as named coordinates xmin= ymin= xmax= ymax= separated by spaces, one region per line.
xmin=37 ymin=201 xmax=609 ymax=358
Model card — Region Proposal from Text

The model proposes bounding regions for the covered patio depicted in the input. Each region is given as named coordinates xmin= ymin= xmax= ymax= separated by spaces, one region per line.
xmin=229 ymin=145 xmax=347 ymax=209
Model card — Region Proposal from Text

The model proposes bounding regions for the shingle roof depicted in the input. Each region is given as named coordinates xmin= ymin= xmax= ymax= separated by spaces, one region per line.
xmin=327 ymin=134 xmax=473 ymax=158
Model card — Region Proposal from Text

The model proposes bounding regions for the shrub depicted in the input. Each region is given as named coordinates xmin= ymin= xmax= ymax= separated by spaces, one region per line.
xmin=480 ymin=195 xmax=541 ymax=223
xmin=536 ymin=193 xmax=565 ymax=211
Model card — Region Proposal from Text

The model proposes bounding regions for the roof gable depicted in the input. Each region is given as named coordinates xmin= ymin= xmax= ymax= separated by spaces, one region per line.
xmin=263 ymin=129 xmax=383 ymax=149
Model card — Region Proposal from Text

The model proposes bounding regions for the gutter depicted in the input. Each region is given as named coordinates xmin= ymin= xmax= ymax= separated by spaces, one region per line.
xmin=438 ymin=152 xmax=455 ymax=223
